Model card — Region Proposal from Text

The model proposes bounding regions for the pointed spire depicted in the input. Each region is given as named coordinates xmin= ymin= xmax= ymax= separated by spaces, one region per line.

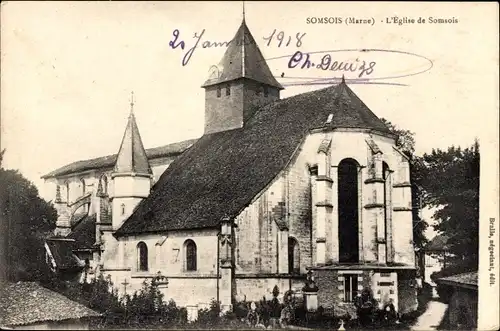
xmin=202 ymin=17 xmax=283 ymax=90
xmin=129 ymin=91 xmax=135 ymax=114
xmin=113 ymin=94 xmax=152 ymax=175
xmin=341 ymin=74 xmax=345 ymax=84
xmin=242 ymin=1 xmax=246 ymax=23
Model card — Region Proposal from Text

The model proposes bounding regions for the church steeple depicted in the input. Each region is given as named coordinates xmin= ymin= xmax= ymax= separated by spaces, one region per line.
xmin=113 ymin=92 xmax=152 ymax=175
xmin=202 ymin=16 xmax=283 ymax=135
xmin=202 ymin=19 xmax=283 ymax=90
xmin=111 ymin=92 xmax=152 ymax=230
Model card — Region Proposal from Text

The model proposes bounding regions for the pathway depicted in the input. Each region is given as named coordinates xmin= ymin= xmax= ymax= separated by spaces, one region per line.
xmin=411 ymin=299 xmax=448 ymax=330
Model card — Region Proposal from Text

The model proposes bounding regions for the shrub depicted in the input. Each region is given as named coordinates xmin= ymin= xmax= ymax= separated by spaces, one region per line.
xmin=196 ymin=299 xmax=221 ymax=326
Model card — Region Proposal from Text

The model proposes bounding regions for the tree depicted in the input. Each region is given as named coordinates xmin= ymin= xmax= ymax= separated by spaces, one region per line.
xmin=0 ymin=158 xmax=57 ymax=281
xmin=417 ymin=141 xmax=479 ymax=268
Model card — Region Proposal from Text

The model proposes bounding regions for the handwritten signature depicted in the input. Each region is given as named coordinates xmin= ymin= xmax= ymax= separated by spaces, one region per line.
xmin=168 ymin=29 xmax=306 ymax=66
xmin=288 ymin=51 xmax=376 ymax=78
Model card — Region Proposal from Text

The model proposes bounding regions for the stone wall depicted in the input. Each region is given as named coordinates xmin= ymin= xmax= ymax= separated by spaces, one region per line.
xmin=448 ymin=286 xmax=477 ymax=329
xmin=234 ymin=277 xmax=305 ymax=302
xmin=104 ymin=229 xmax=220 ymax=307
xmin=313 ymin=268 xmax=417 ymax=315
xmin=396 ymin=269 xmax=418 ymax=314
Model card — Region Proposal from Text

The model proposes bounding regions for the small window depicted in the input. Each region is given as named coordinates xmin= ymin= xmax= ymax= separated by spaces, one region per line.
xmin=343 ymin=274 xmax=359 ymax=302
xmin=225 ymin=84 xmax=231 ymax=96
xmin=264 ymin=86 xmax=269 ymax=97
xmin=80 ymin=178 xmax=86 ymax=195
xmin=102 ymin=175 xmax=108 ymax=194
xmin=121 ymin=203 xmax=126 ymax=216
xmin=217 ymin=86 xmax=221 ymax=98
xmin=137 ymin=242 xmax=148 ymax=271
xmin=185 ymin=239 xmax=197 ymax=271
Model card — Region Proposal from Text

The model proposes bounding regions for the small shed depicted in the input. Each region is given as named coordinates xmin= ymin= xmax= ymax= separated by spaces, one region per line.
xmin=436 ymin=271 xmax=478 ymax=330
xmin=0 ymin=281 xmax=101 ymax=330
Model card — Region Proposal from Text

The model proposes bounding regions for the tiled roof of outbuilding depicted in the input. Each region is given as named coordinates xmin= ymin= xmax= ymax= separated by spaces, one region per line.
xmin=67 ymin=214 xmax=97 ymax=250
xmin=0 ymin=281 xmax=100 ymax=327
xmin=115 ymin=81 xmax=391 ymax=236
xmin=425 ymin=234 xmax=451 ymax=252
xmin=45 ymin=238 xmax=84 ymax=270
xmin=437 ymin=271 xmax=478 ymax=289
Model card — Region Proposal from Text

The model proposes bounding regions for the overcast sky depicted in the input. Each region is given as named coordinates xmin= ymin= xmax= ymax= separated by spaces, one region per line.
xmin=1 ymin=1 xmax=498 ymax=205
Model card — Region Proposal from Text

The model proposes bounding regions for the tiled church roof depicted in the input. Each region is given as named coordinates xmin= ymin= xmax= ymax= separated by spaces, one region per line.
xmin=41 ymin=138 xmax=197 ymax=179
xmin=202 ymin=19 xmax=283 ymax=89
xmin=115 ymin=81 xmax=391 ymax=236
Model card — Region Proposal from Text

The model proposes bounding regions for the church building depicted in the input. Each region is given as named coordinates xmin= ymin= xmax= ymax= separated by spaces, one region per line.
xmin=42 ymin=17 xmax=418 ymax=317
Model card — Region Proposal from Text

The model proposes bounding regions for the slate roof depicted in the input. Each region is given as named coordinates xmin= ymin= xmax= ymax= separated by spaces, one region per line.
xmin=45 ymin=238 xmax=84 ymax=270
xmin=41 ymin=138 xmax=197 ymax=179
xmin=0 ymin=281 xmax=101 ymax=327
xmin=67 ymin=214 xmax=97 ymax=250
xmin=425 ymin=234 xmax=451 ymax=252
xmin=115 ymin=81 xmax=391 ymax=236
xmin=202 ymin=19 xmax=283 ymax=89
xmin=437 ymin=271 xmax=478 ymax=289
xmin=114 ymin=111 xmax=152 ymax=174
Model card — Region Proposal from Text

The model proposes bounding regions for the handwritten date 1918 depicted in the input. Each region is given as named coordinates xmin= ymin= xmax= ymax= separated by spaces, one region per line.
xmin=263 ymin=29 xmax=306 ymax=48
xmin=288 ymin=51 xmax=376 ymax=78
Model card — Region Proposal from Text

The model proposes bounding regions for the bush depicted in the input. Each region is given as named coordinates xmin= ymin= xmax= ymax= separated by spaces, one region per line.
xmin=196 ymin=299 xmax=221 ymax=327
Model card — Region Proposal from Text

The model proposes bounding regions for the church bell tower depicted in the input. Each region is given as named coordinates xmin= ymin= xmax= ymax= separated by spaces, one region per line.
xmin=201 ymin=16 xmax=283 ymax=134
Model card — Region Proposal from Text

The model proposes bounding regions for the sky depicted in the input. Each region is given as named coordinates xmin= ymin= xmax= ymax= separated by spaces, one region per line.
xmin=1 ymin=1 xmax=498 ymax=208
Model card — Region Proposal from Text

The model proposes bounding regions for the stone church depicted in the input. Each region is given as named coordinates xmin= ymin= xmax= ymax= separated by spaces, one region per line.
xmin=42 ymin=18 xmax=418 ymax=316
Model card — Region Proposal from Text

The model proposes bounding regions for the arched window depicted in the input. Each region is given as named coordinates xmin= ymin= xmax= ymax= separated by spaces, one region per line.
xmin=65 ymin=181 xmax=70 ymax=203
xmin=137 ymin=242 xmax=148 ymax=271
xmin=121 ymin=203 xmax=126 ymax=216
xmin=225 ymin=84 xmax=231 ymax=96
xmin=80 ymin=178 xmax=86 ymax=196
xmin=217 ymin=86 xmax=221 ymax=98
xmin=184 ymin=240 xmax=197 ymax=271
xmin=338 ymin=158 xmax=360 ymax=263
xmin=288 ymin=237 xmax=300 ymax=274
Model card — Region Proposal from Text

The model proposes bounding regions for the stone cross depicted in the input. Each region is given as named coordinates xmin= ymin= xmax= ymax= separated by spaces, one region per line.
xmin=122 ymin=278 xmax=130 ymax=297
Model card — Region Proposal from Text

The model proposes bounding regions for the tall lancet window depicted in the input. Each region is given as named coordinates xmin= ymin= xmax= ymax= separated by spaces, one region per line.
xmin=225 ymin=84 xmax=231 ymax=96
xmin=338 ymin=158 xmax=360 ymax=263
xmin=184 ymin=239 xmax=197 ymax=271
xmin=217 ymin=86 xmax=221 ymax=98
xmin=137 ymin=242 xmax=148 ymax=271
